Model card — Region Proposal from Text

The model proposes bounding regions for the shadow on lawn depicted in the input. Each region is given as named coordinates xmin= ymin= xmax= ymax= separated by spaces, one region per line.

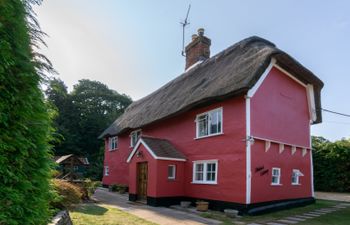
xmin=73 ymin=204 xmax=108 ymax=216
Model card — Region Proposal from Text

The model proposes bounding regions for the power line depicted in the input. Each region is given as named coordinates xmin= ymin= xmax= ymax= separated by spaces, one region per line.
xmin=321 ymin=108 xmax=350 ymax=118
xmin=323 ymin=121 xmax=350 ymax=125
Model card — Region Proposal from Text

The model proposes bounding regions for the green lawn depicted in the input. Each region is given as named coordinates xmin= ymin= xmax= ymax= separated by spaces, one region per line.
xmin=201 ymin=200 xmax=350 ymax=225
xmin=70 ymin=203 xmax=157 ymax=225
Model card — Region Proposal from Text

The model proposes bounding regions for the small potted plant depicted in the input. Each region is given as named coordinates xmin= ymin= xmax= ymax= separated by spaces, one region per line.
xmin=196 ymin=200 xmax=209 ymax=212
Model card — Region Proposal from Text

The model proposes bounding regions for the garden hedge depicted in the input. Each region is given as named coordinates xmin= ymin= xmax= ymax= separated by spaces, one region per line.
xmin=0 ymin=0 xmax=54 ymax=224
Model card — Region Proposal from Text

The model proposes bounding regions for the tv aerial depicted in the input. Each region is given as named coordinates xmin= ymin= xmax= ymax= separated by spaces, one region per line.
xmin=181 ymin=4 xmax=191 ymax=56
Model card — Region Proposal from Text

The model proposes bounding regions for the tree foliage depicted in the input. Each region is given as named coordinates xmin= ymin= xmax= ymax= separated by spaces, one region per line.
xmin=312 ymin=136 xmax=350 ymax=192
xmin=46 ymin=78 xmax=132 ymax=179
xmin=0 ymin=0 xmax=54 ymax=224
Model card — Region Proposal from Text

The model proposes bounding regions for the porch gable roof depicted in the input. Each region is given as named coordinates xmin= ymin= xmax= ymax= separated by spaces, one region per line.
xmin=127 ymin=136 xmax=186 ymax=163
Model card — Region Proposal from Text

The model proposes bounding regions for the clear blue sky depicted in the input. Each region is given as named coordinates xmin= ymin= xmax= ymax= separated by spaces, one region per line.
xmin=34 ymin=0 xmax=350 ymax=141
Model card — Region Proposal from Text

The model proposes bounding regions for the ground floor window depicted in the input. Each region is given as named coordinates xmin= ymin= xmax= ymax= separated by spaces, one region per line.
xmin=192 ymin=160 xmax=218 ymax=184
xmin=104 ymin=166 xmax=109 ymax=176
xmin=292 ymin=169 xmax=303 ymax=185
xmin=168 ymin=165 xmax=176 ymax=180
xmin=271 ymin=167 xmax=281 ymax=185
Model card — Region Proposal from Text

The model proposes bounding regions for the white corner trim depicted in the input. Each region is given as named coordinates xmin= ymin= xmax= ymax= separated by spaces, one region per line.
xmin=274 ymin=64 xmax=307 ymax=88
xmin=245 ymin=96 xmax=251 ymax=204
xmin=265 ymin=141 xmax=271 ymax=152
xmin=306 ymin=84 xmax=317 ymax=122
xmin=247 ymin=58 xmax=276 ymax=98
xmin=126 ymin=138 xmax=186 ymax=163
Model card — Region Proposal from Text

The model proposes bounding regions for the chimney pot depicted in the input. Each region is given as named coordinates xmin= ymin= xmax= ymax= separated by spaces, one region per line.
xmin=192 ymin=34 xmax=198 ymax=41
xmin=197 ymin=28 xmax=205 ymax=36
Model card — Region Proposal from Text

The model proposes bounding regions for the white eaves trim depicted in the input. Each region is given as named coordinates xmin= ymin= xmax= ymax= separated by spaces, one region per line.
xmin=126 ymin=138 xmax=187 ymax=163
xmin=247 ymin=58 xmax=276 ymax=98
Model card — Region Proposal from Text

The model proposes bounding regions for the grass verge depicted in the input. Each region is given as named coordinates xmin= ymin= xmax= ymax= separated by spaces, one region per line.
xmin=201 ymin=200 xmax=349 ymax=225
xmin=70 ymin=203 xmax=157 ymax=225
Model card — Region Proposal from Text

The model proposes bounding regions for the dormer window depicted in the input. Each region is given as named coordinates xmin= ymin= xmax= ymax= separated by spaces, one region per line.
xmin=196 ymin=108 xmax=223 ymax=138
xmin=109 ymin=136 xmax=118 ymax=151
xmin=130 ymin=130 xmax=141 ymax=147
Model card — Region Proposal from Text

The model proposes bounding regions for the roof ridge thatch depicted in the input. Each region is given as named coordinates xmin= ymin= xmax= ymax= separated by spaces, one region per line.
xmin=99 ymin=36 xmax=323 ymax=138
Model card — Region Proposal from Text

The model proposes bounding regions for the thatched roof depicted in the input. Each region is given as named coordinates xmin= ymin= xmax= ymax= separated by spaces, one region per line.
xmin=99 ymin=36 xmax=323 ymax=138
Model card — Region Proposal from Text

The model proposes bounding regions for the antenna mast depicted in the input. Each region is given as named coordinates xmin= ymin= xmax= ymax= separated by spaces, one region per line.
xmin=181 ymin=4 xmax=191 ymax=56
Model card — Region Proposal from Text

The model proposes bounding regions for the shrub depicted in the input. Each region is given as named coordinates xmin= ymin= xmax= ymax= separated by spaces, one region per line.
xmin=83 ymin=179 xmax=101 ymax=197
xmin=118 ymin=184 xmax=128 ymax=194
xmin=52 ymin=179 xmax=83 ymax=209
xmin=110 ymin=184 xmax=118 ymax=192
xmin=313 ymin=136 xmax=350 ymax=192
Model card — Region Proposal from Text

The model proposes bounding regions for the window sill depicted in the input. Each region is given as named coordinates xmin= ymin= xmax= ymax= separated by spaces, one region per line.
xmin=191 ymin=181 xmax=217 ymax=185
xmin=108 ymin=149 xmax=118 ymax=152
xmin=292 ymin=183 xmax=301 ymax=186
xmin=271 ymin=183 xmax=282 ymax=186
xmin=194 ymin=133 xmax=223 ymax=140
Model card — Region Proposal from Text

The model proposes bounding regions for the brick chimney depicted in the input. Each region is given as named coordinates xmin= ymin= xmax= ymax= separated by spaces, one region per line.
xmin=185 ymin=28 xmax=211 ymax=70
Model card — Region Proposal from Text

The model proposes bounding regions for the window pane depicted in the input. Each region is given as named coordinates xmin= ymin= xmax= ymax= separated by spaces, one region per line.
xmin=206 ymin=163 xmax=216 ymax=181
xmin=168 ymin=166 xmax=175 ymax=178
xmin=207 ymin=163 xmax=216 ymax=172
xmin=195 ymin=163 xmax=204 ymax=181
xmin=209 ymin=111 xmax=218 ymax=134
xmin=196 ymin=164 xmax=204 ymax=172
xmin=198 ymin=115 xmax=208 ymax=137
xmin=272 ymin=176 xmax=278 ymax=183
xmin=217 ymin=111 xmax=222 ymax=133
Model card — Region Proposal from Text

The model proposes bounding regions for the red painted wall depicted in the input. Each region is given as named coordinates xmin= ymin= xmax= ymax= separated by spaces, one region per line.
xmin=103 ymin=97 xmax=247 ymax=204
xmin=251 ymin=67 xmax=310 ymax=147
xmin=128 ymin=144 xmax=185 ymax=198
xmin=102 ymin=136 xmax=129 ymax=185
xmin=250 ymin=66 xmax=312 ymax=203
xmin=251 ymin=141 xmax=311 ymax=203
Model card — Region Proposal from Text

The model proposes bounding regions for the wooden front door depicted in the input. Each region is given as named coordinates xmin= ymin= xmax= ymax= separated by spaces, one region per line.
xmin=137 ymin=162 xmax=148 ymax=201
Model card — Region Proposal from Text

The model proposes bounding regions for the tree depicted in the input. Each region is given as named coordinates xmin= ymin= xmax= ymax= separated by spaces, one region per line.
xmin=46 ymin=79 xmax=132 ymax=179
xmin=0 ymin=0 xmax=54 ymax=224
xmin=312 ymin=136 xmax=350 ymax=192
xmin=46 ymin=78 xmax=81 ymax=156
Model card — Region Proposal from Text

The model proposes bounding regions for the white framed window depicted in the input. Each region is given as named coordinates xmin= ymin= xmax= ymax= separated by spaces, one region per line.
xmin=292 ymin=169 xmax=304 ymax=185
xmin=168 ymin=165 xmax=176 ymax=180
xmin=109 ymin=136 xmax=118 ymax=151
xmin=73 ymin=166 xmax=79 ymax=171
xmin=271 ymin=167 xmax=281 ymax=185
xmin=130 ymin=130 xmax=141 ymax=147
xmin=104 ymin=166 xmax=109 ymax=176
xmin=196 ymin=108 xmax=223 ymax=138
xmin=192 ymin=160 xmax=218 ymax=184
